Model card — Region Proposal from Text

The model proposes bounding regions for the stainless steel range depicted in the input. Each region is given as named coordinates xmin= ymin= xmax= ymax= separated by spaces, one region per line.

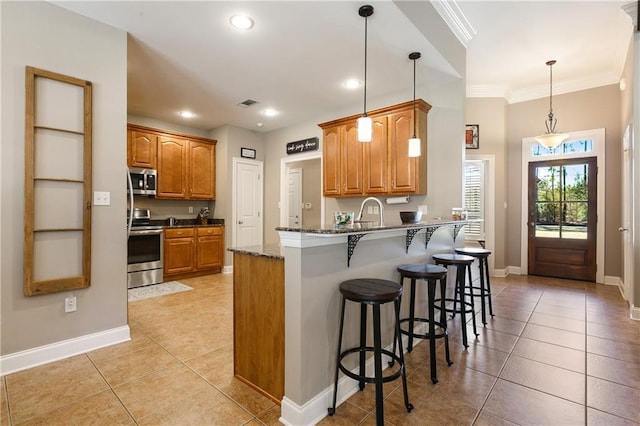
xmin=127 ymin=208 xmax=163 ymax=288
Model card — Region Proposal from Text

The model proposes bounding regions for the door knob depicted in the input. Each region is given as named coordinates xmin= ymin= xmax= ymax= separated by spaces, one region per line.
xmin=619 ymin=227 xmax=628 ymax=232
xmin=238 ymin=220 xmax=244 ymax=224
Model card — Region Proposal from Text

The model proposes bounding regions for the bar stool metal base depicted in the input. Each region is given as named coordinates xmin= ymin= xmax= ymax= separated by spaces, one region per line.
xmin=455 ymin=247 xmax=494 ymax=325
xmin=432 ymin=253 xmax=479 ymax=348
xmin=392 ymin=263 xmax=452 ymax=384
xmin=328 ymin=278 xmax=413 ymax=425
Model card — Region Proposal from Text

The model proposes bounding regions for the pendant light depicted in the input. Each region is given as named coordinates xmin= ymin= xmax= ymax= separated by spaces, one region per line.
xmin=357 ymin=5 xmax=374 ymax=142
xmin=408 ymin=52 xmax=422 ymax=157
xmin=535 ymin=60 xmax=568 ymax=149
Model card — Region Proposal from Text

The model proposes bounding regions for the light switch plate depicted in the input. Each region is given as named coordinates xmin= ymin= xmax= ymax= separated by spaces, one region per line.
xmin=93 ymin=191 xmax=110 ymax=206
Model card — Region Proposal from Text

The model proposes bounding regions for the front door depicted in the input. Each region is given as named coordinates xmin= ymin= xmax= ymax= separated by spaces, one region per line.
xmin=527 ymin=157 xmax=597 ymax=281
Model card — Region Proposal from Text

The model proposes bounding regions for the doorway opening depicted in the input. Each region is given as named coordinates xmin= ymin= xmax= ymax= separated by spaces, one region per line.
xmin=280 ymin=152 xmax=324 ymax=228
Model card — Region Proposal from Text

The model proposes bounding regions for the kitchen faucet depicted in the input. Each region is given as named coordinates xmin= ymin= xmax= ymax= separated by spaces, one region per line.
xmin=356 ymin=197 xmax=384 ymax=226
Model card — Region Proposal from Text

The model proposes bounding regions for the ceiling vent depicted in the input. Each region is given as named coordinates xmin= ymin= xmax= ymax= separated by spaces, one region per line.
xmin=237 ymin=99 xmax=259 ymax=108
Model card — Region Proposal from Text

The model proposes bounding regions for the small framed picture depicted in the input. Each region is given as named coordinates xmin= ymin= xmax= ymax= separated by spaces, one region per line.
xmin=465 ymin=124 xmax=479 ymax=149
xmin=241 ymin=147 xmax=256 ymax=159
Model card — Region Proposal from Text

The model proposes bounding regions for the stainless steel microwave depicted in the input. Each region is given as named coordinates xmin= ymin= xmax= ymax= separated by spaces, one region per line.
xmin=128 ymin=167 xmax=157 ymax=196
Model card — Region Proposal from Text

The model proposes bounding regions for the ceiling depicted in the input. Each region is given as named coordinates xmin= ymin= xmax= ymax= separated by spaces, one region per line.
xmin=54 ymin=1 xmax=634 ymax=133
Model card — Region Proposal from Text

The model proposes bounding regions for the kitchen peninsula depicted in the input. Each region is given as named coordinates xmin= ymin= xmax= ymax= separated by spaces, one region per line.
xmin=231 ymin=219 xmax=475 ymax=425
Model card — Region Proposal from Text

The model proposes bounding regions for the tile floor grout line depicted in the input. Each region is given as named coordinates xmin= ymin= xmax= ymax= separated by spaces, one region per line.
xmin=584 ymin=286 xmax=588 ymax=425
xmin=471 ymin=286 xmax=541 ymax=425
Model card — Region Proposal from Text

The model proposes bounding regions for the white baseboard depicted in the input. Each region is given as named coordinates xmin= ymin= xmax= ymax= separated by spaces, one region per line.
xmin=505 ymin=266 xmax=522 ymax=276
xmin=631 ymin=304 xmax=640 ymax=321
xmin=603 ymin=275 xmax=622 ymax=287
xmin=493 ymin=268 xmax=508 ymax=278
xmin=0 ymin=325 xmax=130 ymax=376
xmin=280 ymin=331 xmax=424 ymax=425
xmin=222 ymin=265 xmax=233 ymax=274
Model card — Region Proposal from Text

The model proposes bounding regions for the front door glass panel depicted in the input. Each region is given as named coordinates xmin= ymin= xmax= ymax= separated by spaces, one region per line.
xmin=534 ymin=163 xmax=589 ymax=240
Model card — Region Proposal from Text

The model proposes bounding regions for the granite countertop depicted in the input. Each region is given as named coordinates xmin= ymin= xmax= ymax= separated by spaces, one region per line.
xmin=149 ymin=218 xmax=225 ymax=228
xmin=276 ymin=218 xmax=476 ymax=234
xmin=228 ymin=244 xmax=284 ymax=260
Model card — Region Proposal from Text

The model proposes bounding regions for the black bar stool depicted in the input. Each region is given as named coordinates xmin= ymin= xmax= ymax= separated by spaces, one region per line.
xmin=393 ymin=263 xmax=452 ymax=384
xmin=455 ymin=247 xmax=494 ymax=325
xmin=328 ymin=278 xmax=413 ymax=425
xmin=432 ymin=253 xmax=479 ymax=348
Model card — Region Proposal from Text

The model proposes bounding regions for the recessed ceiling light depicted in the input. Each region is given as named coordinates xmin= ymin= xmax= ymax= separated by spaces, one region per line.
xmin=263 ymin=108 xmax=278 ymax=117
xmin=343 ymin=79 xmax=362 ymax=89
xmin=230 ymin=14 xmax=254 ymax=30
xmin=178 ymin=110 xmax=196 ymax=118
xmin=257 ymin=122 xmax=264 ymax=127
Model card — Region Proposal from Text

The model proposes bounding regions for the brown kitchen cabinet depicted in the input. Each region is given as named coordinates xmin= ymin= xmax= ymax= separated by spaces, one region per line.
xmin=164 ymin=226 xmax=224 ymax=279
xmin=127 ymin=124 xmax=216 ymax=200
xmin=164 ymin=227 xmax=196 ymax=275
xmin=319 ymin=99 xmax=430 ymax=197
xmin=127 ymin=128 xmax=157 ymax=169
xmin=188 ymin=141 xmax=216 ymax=199
xmin=196 ymin=226 xmax=223 ymax=269
xmin=322 ymin=122 xmax=363 ymax=196
xmin=157 ymin=137 xmax=215 ymax=199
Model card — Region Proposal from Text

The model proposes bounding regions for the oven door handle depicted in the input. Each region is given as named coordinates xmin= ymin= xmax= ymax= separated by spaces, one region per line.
xmin=129 ymin=229 xmax=164 ymax=236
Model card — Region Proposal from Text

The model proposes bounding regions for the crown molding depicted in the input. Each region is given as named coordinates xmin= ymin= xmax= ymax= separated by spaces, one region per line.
xmin=430 ymin=0 xmax=476 ymax=47
xmin=622 ymin=2 xmax=637 ymax=28
xmin=467 ymin=71 xmax=621 ymax=104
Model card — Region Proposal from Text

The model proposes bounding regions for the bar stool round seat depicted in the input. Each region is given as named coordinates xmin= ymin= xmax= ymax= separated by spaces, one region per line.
xmin=329 ymin=278 xmax=413 ymax=425
xmin=432 ymin=253 xmax=479 ymax=348
xmin=455 ymin=247 xmax=494 ymax=325
xmin=394 ymin=263 xmax=452 ymax=384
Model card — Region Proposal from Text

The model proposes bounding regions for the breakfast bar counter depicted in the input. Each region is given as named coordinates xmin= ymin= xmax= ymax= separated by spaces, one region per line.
xmin=274 ymin=219 xmax=474 ymax=425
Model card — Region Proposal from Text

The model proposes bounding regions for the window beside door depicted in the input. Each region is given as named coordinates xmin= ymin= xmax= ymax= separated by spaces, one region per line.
xmin=464 ymin=161 xmax=485 ymax=241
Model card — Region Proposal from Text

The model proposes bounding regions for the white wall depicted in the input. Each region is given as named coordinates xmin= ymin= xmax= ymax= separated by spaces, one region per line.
xmin=1 ymin=2 xmax=127 ymax=359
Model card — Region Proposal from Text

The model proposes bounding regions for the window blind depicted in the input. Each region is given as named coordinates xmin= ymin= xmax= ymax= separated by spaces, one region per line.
xmin=464 ymin=161 xmax=485 ymax=240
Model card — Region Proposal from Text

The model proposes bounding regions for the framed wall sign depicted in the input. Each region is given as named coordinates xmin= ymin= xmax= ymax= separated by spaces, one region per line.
xmin=465 ymin=124 xmax=479 ymax=149
xmin=286 ymin=137 xmax=319 ymax=155
xmin=241 ymin=147 xmax=256 ymax=159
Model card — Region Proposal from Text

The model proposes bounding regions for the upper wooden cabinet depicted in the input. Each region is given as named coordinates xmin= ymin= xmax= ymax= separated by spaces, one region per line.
xmin=157 ymin=135 xmax=188 ymax=198
xmin=321 ymin=121 xmax=365 ymax=196
xmin=127 ymin=129 xmax=157 ymax=169
xmin=188 ymin=141 xmax=216 ymax=199
xmin=319 ymin=99 xmax=430 ymax=197
xmin=127 ymin=124 xmax=216 ymax=200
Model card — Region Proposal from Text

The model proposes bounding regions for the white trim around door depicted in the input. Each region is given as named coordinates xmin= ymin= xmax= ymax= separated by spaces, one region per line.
xmin=279 ymin=152 xmax=325 ymax=228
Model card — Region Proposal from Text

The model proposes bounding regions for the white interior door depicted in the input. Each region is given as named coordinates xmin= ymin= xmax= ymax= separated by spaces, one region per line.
xmin=287 ymin=168 xmax=302 ymax=227
xmin=622 ymin=124 xmax=634 ymax=301
xmin=233 ymin=158 xmax=263 ymax=248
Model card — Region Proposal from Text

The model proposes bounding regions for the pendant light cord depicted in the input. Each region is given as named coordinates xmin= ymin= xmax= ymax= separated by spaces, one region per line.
xmin=363 ymin=14 xmax=368 ymax=117
xmin=412 ymin=57 xmax=417 ymax=138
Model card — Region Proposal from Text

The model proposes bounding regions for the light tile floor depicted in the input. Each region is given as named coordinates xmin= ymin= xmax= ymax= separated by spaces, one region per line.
xmin=1 ymin=272 xmax=639 ymax=425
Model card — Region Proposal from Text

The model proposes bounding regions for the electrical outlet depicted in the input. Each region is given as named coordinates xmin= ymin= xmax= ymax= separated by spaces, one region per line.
xmin=418 ymin=205 xmax=428 ymax=214
xmin=65 ymin=296 xmax=77 ymax=313
xmin=373 ymin=206 xmax=379 ymax=214
xmin=188 ymin=206 xmax=194 ymax=214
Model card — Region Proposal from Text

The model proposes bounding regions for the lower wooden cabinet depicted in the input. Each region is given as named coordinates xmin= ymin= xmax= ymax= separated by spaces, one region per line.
xmin=196 ymin=226 xmax=223 ymax=269
xmin=164 ymin=226 xmax=224 ymax=278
